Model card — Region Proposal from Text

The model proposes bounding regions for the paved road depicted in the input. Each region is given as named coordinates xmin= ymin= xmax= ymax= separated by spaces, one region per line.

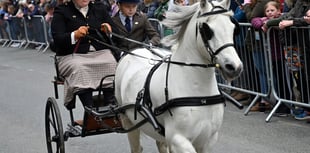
xmin=1 ymin=47 xmax=310 ymax=153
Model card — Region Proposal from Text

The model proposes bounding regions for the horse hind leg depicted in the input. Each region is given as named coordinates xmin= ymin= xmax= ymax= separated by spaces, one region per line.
xmin=120 ymin=114 xmax=143 ymax=153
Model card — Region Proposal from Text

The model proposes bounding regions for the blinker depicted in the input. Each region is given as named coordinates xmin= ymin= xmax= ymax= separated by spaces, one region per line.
xmin=199 ymin=23 xmax=213 ymax=42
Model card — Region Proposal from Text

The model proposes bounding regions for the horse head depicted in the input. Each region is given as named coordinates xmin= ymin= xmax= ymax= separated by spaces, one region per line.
xmin=197 ymin=0 xmax=243 ymax=81
xmin=162 ymin=0 xmax=243 ymax=82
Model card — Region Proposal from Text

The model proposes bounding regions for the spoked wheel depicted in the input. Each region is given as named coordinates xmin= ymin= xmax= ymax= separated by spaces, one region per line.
xmin=45 ymin=97 xmax=65 ymax=153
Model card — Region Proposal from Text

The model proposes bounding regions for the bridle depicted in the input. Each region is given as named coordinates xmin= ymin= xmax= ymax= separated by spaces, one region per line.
xmin=197 ymin=5 xmax=237 ymax=63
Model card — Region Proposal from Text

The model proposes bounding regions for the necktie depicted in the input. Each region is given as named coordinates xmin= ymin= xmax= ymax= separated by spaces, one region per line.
xmin=125 ymin=17 xmax=131 ymax=32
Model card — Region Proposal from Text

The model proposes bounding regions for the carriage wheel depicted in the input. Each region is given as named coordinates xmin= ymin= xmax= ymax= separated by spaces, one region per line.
xmin=45 ymin=97 xmax=65 ymax=153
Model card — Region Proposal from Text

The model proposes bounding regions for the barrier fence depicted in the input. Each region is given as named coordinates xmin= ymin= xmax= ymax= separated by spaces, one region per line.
xmin=218 ymin=23 xmax=310 ymax=122
xmin=0 ymin=15 xmax=50 ymax=52
xmin=1 ymin=15 xmax=309 ymax=122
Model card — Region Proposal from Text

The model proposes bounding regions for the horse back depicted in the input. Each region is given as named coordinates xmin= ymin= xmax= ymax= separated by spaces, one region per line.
xmin=115 ymin=48 xmax=163 ymax=105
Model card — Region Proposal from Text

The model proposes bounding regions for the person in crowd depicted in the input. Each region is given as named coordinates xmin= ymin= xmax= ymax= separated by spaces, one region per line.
xmin=0 ymin=1 xmax=9 ymax=39
xmin=174 ymin=0 xmax=187 ymax=6
xmin=266 ymin=0 xmax=310 ymax=120
xmin=109 ymin=0 xmax=119 ymax=17
xmin=243 ymin=0 xmax=292 ymax=114
xmin=154 ymin=0 xmax=174 ymax=36
xmin=27 ymin=3 xmax=43 ymax=43
xmin=138 ymin=0 xmax=159 ymax=18
xmin=6 ymin=4 xmax=18 ymax=42
xmin=51 ymin=0 xmax=119 ymax=109
xmin=15 ymin=1 xmax=42 ymax=44
xmin=15 ymin=0 xmax=28 ymax=18
xmin=230 ymin=0 xmax=263 ymax=102
xmin=112 ymin=0 xmax=160 ymax=51
xmin=44 ymin=3 xmax=55 ymax=50
xmin=229 ymin=0 xmax=250 ymax=103
xmin=232 ymin=0 xmax=250 ymax=22
xmin=37 ymin=0 xmax=49 ymax=15
xmin=250 ymin=1 xmax=281 ymax=111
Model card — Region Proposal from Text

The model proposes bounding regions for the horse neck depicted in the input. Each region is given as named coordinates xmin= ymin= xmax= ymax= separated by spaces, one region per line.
xmin=168 ymin=33 xmax=220 ymax=97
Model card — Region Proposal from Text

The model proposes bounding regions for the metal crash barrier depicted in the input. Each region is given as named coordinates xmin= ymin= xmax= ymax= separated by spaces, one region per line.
xmin=0 ymin=15 xmax=50 ymax=52
xmin=218 ymin=23 xmax=310 ymax=122
xmin=0 ymin=20 xmax=11 ymax=47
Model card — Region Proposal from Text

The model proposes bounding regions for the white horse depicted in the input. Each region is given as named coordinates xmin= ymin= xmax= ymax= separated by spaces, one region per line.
xmin=114 ymin=0 xmax=243 ymax=152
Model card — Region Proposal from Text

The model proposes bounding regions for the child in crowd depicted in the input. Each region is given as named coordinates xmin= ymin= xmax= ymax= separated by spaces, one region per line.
xmin=266 ymin=0 xmax=310 ymax=120
xmin=251 ymin=1 xmax=281 ymax=32
xmin=250 ymin=1 xmax=282 ymax=111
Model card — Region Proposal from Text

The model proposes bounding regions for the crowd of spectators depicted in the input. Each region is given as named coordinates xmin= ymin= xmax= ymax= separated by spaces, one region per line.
xmin=0 ymin=0 xmax=57 ymax=48
xmin=230 ymin=0 xmax=310 ymax=122
xmin=0 ymin=0 xmax=189 ymax=48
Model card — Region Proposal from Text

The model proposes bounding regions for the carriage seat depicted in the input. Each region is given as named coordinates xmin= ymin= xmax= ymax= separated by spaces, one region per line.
xmin=52 ymin=55 xmax=116 ymax=109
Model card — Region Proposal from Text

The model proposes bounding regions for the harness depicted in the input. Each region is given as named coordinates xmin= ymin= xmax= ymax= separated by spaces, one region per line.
xmin=85 ymin=3 xmax=237 ymax=136
xmin=134 ymin=54 xmax=226 ymax=136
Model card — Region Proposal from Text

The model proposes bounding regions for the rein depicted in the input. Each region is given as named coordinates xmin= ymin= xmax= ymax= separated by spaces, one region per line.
xmin=85 ymin=32 xmax=220 ymax=69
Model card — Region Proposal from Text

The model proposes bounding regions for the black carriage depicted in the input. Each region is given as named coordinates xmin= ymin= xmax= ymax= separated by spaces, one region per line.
xmin=45 ymin=53 xmax=163 ymax=153
xmin=45 ymin=56 xmax=134 ymax=153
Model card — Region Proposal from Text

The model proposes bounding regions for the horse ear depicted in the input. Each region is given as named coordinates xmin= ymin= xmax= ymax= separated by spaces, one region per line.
xmin=230 ymin=17 xmax=240 ymax=36
xmin=219 ymin=0 xmax=231 ymax=9
xmin=200 ymin=0 xmax=206 ymax=8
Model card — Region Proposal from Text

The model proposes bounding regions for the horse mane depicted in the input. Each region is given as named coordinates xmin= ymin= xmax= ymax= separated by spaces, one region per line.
xmin=161 ymin=3 xmax=200 ymax=47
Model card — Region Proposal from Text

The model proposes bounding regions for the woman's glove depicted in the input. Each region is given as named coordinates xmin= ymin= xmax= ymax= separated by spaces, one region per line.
xmin=101 ymin=23 xmax=112 ymax=34
xmin=74 ymin=26 xmax=88 ymax=40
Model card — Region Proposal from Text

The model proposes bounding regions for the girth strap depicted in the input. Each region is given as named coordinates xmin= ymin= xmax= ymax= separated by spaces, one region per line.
xmin=135 ymin=61 xmax=165 ymax=135
xmin=154 ymin=95 xmax=226 ymax=116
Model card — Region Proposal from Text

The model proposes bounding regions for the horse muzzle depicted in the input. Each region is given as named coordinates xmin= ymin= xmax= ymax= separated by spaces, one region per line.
xmin=219 ymin=60 xmax=243 ymax=81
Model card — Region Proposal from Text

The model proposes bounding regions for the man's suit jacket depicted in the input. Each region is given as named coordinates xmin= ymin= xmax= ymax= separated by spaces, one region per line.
xmin=112 ymin=12 xmax=160 ymax=51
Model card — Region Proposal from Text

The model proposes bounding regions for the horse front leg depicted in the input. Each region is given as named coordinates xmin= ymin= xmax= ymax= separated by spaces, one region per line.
xmin=197 ymin=131 xmax=219 ymax=153
xmin=120 ymin=114 xmax=143 ymax=153
xmin=156 ymin=141 xmax=170 ymax=153
xmin=168 ymin=134 xmax=196 ymax=153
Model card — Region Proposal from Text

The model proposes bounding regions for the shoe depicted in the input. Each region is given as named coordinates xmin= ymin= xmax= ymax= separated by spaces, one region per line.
xmin=294 ymin=111 xmax=310 ymax=120
xmin=10 ymin=42 xmax=20 ymax=48
xmin=259 ymin=102 xmax=272 ymax=112
xmin=240 ymin=98 xmax=251 ymax=106
xmin=230 ymin=91 xmax=239 ymax=97
xmin=233 ymin=93 xmax=250 ymax=101
xmin=250 ymin=103 xmax=260 ymax=112
xmin=275 ymin=104 xmax=291 ymax=117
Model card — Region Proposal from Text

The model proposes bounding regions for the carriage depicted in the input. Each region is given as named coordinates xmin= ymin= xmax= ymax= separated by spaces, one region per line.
xmin=45 ymin=65 xmax=147 ymax=153
xmin=44 ymin=0 xmax=243 ymax=153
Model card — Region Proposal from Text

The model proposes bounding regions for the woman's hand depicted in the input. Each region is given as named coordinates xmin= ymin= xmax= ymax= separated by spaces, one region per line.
xmin=74 ymin=26 xmax=89 ymax=40
xmin=101 ymin=23 xmax=112 ymax=34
